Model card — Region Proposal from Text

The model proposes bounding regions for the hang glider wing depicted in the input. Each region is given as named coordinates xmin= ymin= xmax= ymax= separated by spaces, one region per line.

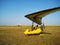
xmin=25 ymin=7 xmax=60 ymax=25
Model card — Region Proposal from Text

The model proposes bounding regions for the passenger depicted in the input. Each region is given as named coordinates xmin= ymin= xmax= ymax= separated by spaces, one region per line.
xmin=35 ymin=25 xmax=39 ymax=29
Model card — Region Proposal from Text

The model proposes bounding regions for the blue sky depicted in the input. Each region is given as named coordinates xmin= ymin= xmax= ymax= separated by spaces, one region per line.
xmin=0 ymin=0 xmax=60 ymax=26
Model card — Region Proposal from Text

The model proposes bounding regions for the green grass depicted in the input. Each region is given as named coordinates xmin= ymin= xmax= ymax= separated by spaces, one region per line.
xmin=0 ymin=26 xmax=60 ymax=45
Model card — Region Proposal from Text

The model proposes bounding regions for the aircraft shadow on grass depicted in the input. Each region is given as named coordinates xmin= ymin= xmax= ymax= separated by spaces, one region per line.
xmin=40 ymin=32 xmax=51 ymax=34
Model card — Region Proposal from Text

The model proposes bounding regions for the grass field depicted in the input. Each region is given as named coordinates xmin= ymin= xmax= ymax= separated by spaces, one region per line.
xmin=0 ymin=26 xmax=60 ymax=45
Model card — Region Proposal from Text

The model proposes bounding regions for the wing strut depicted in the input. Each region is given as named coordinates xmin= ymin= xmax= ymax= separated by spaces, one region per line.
xmin=32 ymin=21 xmax=34 ymax=30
